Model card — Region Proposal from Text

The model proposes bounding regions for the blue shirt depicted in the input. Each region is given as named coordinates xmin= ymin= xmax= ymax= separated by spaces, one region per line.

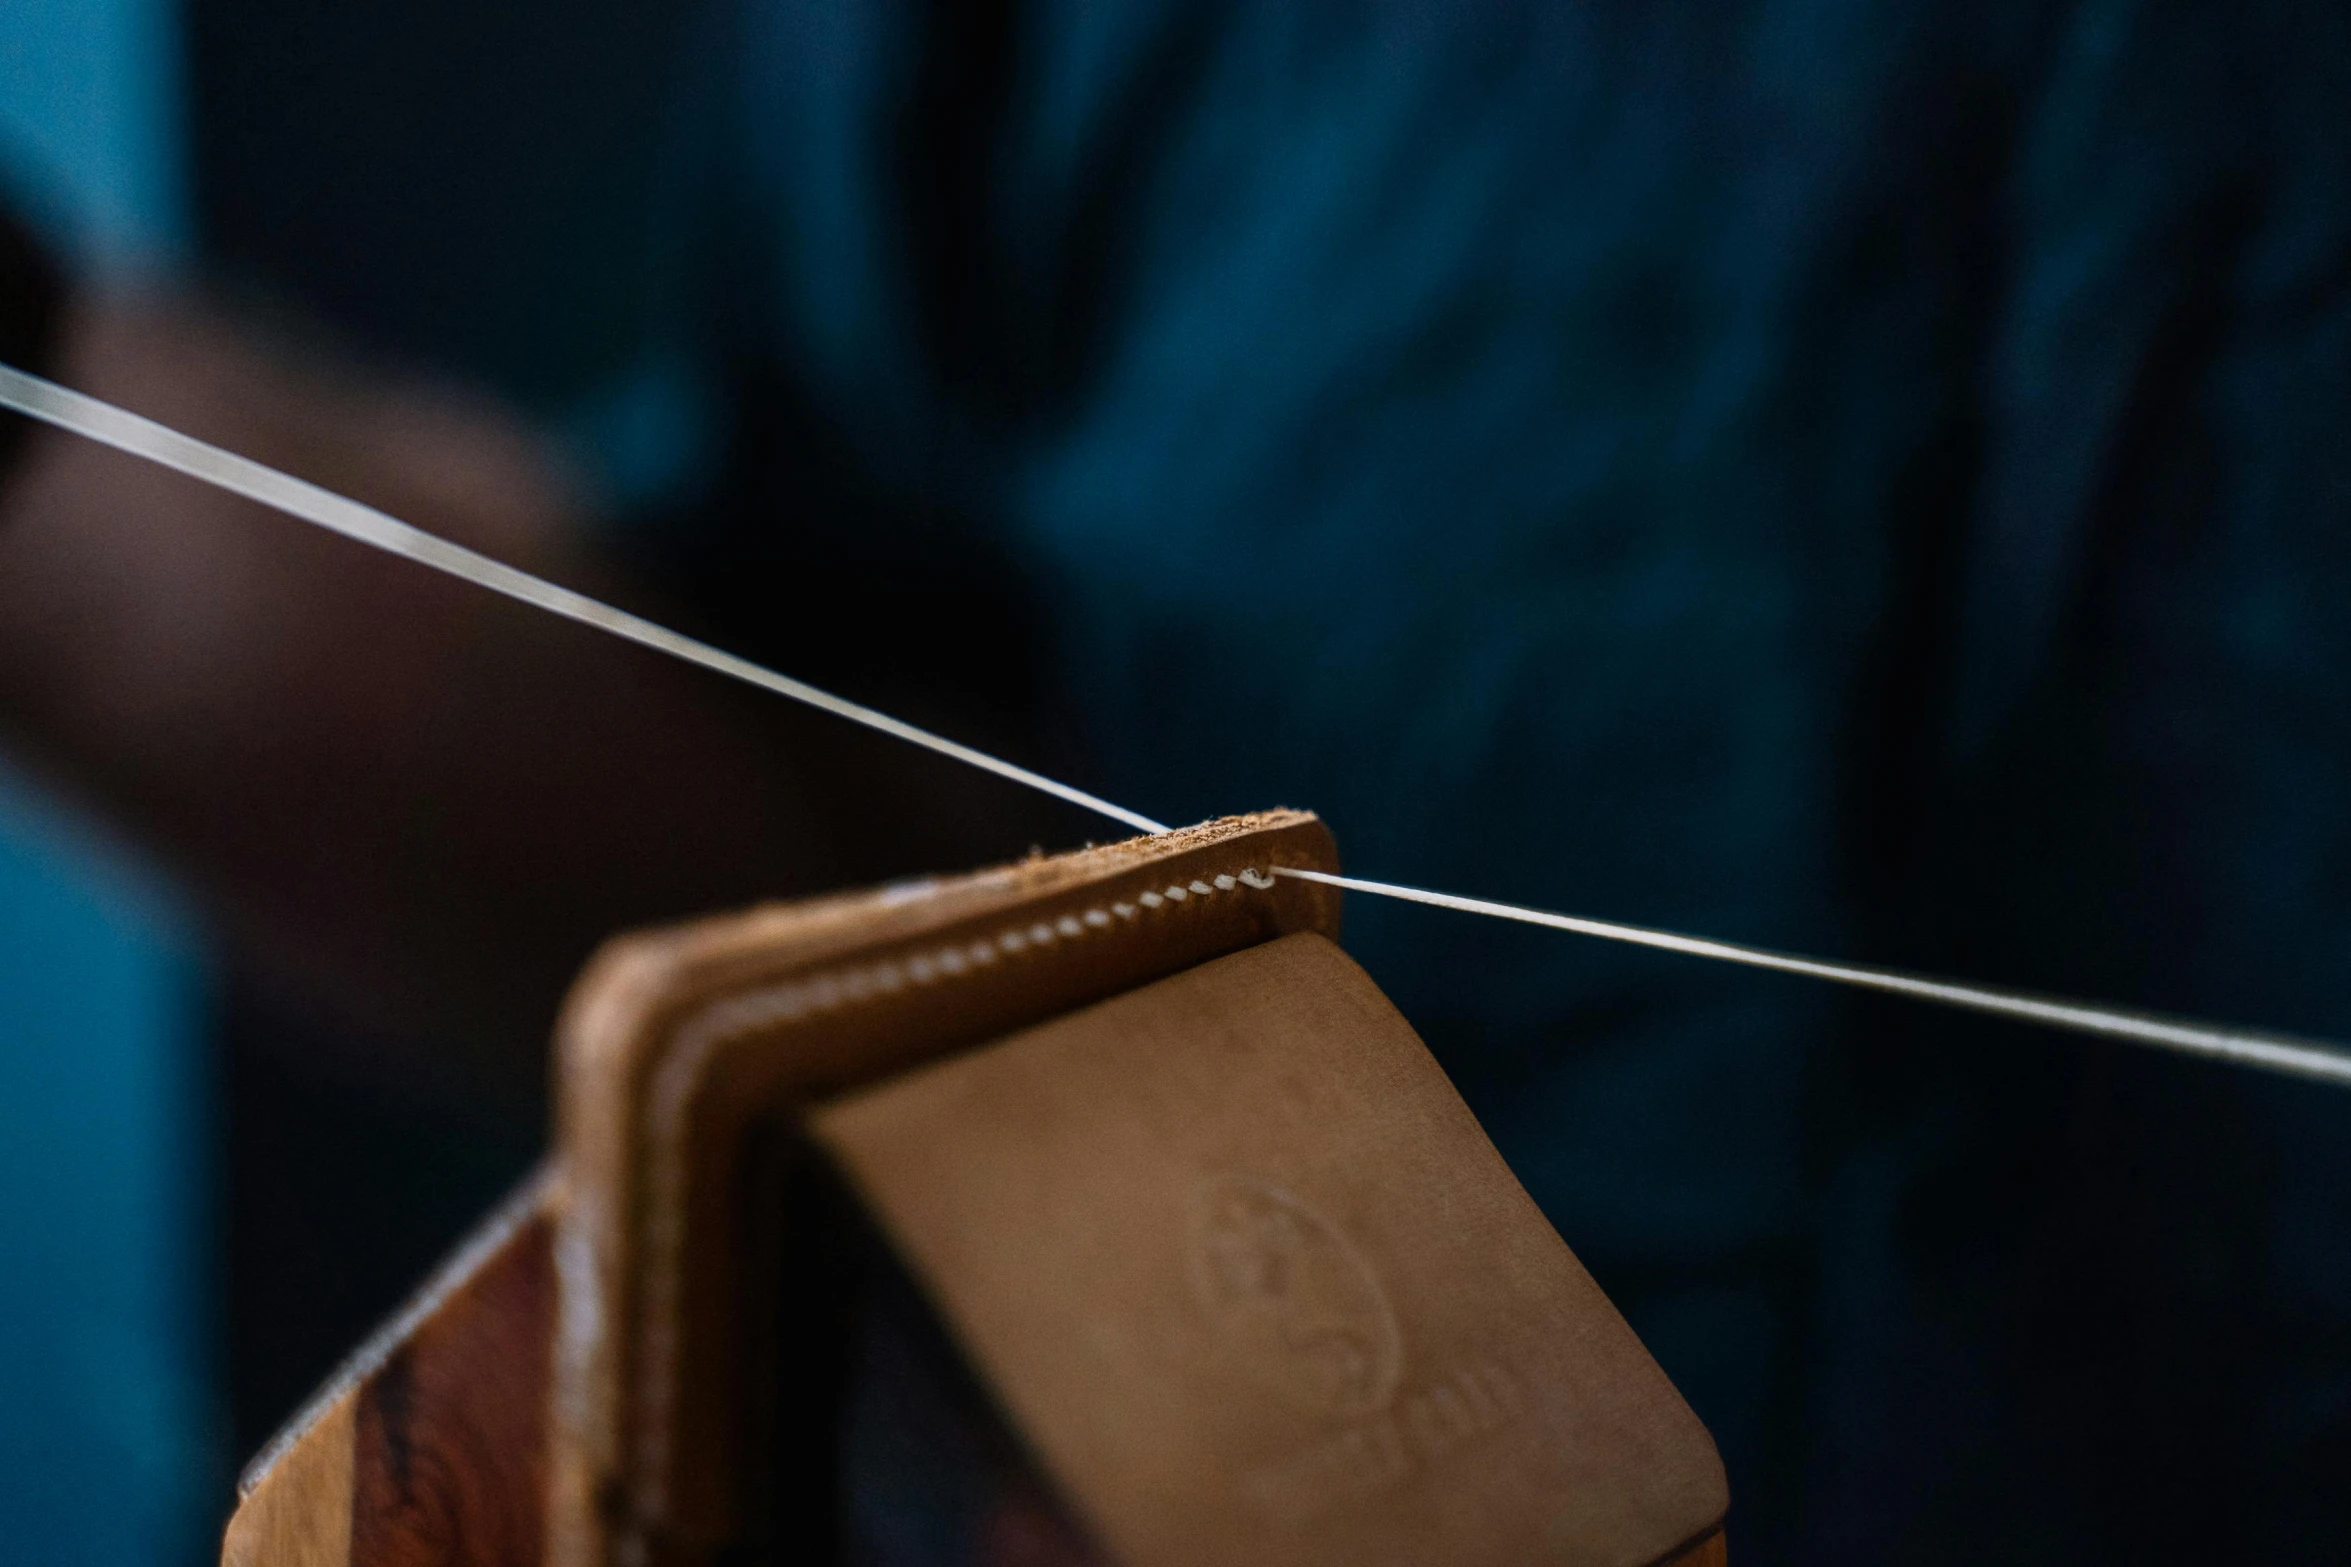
xmin=678 ymin=2 xmax=2351 ymax=1559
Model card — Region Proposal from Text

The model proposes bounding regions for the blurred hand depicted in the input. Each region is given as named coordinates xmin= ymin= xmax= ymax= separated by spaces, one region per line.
xmin=0 ymin=291 xmax=580 ymax=794
xmin=0 ymin=290 xmax=834 ymax=1091
xmin=0 ymin=288 xmax=1088 ymax=1094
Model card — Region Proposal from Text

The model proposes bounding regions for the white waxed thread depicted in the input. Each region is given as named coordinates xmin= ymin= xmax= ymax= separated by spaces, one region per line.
xmin=0 ymin=362 xmax=1169 ymax=836
xmin=1274 ymin=868 xmax=2351 ymax=1089
xmin=6 ymin=357 xmax=2349 ymax=1090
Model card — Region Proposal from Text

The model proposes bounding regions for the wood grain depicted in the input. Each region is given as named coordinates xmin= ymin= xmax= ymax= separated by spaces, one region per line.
xmin=221 ymin=1388 xmax=354 ymax=1567
xmin=348 ymin=1210 xmax=554 ymax=1566
xmin=218 ymin=1188 xmax=557 ymax=1567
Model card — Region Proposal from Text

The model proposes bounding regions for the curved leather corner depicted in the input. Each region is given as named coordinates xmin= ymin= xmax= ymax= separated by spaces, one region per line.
xmin=545 ymin=812 xmax=1343 ymax=1567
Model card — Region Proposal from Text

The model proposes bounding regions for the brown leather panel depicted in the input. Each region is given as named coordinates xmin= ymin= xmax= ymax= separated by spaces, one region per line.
xmin=548 ymin=813 xmax=1343 ymax=1565
xmin=815 ymin=933 xmax=1728 ymax=1567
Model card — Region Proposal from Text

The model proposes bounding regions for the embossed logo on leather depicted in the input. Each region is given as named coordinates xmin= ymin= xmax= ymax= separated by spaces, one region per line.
xmin=1237 ymin=1358 xmax=1531 ymax=1523
xmin=1190 ymin=1176 xmax=1404 ymax=1418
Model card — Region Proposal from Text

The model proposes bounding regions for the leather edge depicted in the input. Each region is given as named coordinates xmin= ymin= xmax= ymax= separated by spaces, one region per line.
xmin=547 ymin=813 xmax=1343 ymax=1565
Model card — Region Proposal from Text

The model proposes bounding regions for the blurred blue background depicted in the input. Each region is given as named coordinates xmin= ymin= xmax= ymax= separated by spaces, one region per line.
xmin=0 ymin=768 xmax=209 ymax=1565
xmin=0 ymin=2 xmax=211 ymax=1560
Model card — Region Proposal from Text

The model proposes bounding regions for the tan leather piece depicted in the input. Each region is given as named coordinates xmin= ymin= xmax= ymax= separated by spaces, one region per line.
xmin=815 ymin=933 xmax=1729 ymax=1567
xmin=547 ymin=812 xmax=1344 ymax=1566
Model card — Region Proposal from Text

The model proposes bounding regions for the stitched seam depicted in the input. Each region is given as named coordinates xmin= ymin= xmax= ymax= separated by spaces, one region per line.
xmin=681 ymin=863 xmax=1278 ymax=1049
xmin=627 ymin=859 xmax=1288 ymax=1514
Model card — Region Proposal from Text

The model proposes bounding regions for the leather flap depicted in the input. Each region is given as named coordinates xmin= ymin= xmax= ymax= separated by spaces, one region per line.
xmin=814 ymin=932 xmax=1728 ymax=1567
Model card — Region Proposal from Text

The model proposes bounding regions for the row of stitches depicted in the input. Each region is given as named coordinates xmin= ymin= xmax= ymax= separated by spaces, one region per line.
xmin=716 ymin=865 xmax=1283 ymax=1040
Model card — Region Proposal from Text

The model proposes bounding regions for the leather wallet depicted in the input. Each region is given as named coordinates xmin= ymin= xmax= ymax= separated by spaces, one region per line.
xmin=221 ymin=811 xmax=1727 ymax=1567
